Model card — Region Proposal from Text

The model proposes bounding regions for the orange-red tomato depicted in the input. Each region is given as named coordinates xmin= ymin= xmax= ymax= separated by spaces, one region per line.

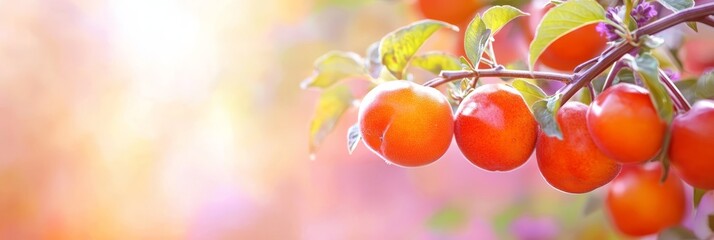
xmin=536 ymin=101 xmax=621 ymax=193
xmin=415 ymin=0 xmax=485 ymax=25
xmin=587 ymin=83 xmax=666 ymax=164
xmin=526 ymin=3 xmax=607 ymax=72
xmin=454 ymin=84 xmax=537 ymax=171
xmin=358 ymin=80 xmax=454 ymax=167
xmin=669 ymin=100 xmax=714 ymax=189
xmin=606 ymin=163 xmax=686 ymax=236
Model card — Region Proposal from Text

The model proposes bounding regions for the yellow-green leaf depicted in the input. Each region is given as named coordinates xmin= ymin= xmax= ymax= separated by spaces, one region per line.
xmin=411 ymin=52 xmax=462 ymax=75
xmin=511 ymin=79 xmax=547 ymax=109
xmin=482 ymin=5 xmax=529 ymax=35
xmin=464 ymin=15 xmax=492 ymax=68
xmin=529 ymin=0 xmax=606 ymax=70
xmin=696 ymin=70 xmax=714 ymax=99
xmin=630 ymin=53 xmax=675 ymax=122
xmin=380 ymin=20 xmax=458 ymax=79
xmin=533 ymin=95 xmax=563 ymax=140
xmin=301 ymin=51 xmax=367 ymax=89
xmin=308 ymin=85 xmax=354 ymax=154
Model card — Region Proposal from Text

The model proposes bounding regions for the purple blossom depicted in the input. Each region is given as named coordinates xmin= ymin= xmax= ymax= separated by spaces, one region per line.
xmin=632 ymin=2 xmax=658 ymax=27
xmin=596 ymin=2 xmax=659 ymax=41
xmin=597 ymin=6 xmax=623 ymax=41
xmin=596 ymin=22 xmax=619 ymax=41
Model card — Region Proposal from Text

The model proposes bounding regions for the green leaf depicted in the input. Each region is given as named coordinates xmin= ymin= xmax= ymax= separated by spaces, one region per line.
xmin=482 ymin=5 xmax=529 ymax=35
xmin=346 ymin=123 xmax=361 ymax=154
xmin=302 ymin=51 xmax=367 ymax=89
xmin=657 ymin=226 xmax=698 ymax=240
xmin=658 ymin=0 xmax=694 ymax=12
xmin=686 ymin=22 xmax=698 ymax=32
xmin=380 ymin=20 xmax=458 ymax=79
xmin=308 ymin=85 xmax=354 ymax=154
xmin=630 ymin=53 xmax=675 ymax=122
xmin=464 ymin=15 xmax=492 ymax=69
xmin=528 ymin=0 xmax=606 ymax=70
xmin=694 ymin=188 xmax=708 ymax=208
xmin=427 ymin=205 xmax=469 ymax=233
xmin=615 ymin=68 xmax=636 ymax=85
xmin=411 ymin=52 xmax=462 ymax=75
xmin=640 ymin=35 xmax=665 ymax=50
xmin=511 ymin=79 xmax=547 ymax=109
xmin=709 ymin=215 xmax=714 ymax=232
xmin=532 ymin=95 xmax=563 ymax=140
xmin=675 ymin=78 xmax=699 ymax=105
xmin=696 ymin=70 xmax=714 ymax=99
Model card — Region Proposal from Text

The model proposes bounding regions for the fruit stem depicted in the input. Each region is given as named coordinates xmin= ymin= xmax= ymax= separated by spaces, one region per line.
xmin=587 ymin=82 xmax=596 ymax=100
xmin=658 ymin=68 xmax=692 ymax=112
xmin=602 ymin=60 xmax=627 ymax=91
xmin=560 ymin=2 xmax=714 ymax=103
xmin=425 ymin=69 xmax=572 ymax=87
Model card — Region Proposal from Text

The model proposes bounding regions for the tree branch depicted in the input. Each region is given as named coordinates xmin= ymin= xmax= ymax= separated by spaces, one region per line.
xmin=422 ymin=3 xmax=714 ymax=105
xmin=424 ymin=69 xmax=572 ymax=87
xmin=699 ymin=16 xmax=714 ymax=27
xmin=559 ymin=2 xmax=714 ymax=103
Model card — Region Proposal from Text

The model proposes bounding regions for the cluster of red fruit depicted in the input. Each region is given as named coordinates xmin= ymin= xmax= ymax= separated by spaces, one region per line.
xmin=358 ymin=80 xmax=714 ymax=236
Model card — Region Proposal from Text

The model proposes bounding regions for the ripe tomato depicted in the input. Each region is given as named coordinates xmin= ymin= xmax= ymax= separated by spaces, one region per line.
xmin=414 ymin=0 xmax=486 ymax=25
xmin=587 ymin=83 xmax=666 ymax=164
xmin=536 ymin=101 xmax=621 ymax=193
xmin=669 ymin=100 xmax=714 ymax=189
xmin=606 ymin=163 xmax=686 ymax=236
xmin=454 ymin=84 xmax=537 ymax=171
xmin=358 ymin=80 xmax=454 ymax=167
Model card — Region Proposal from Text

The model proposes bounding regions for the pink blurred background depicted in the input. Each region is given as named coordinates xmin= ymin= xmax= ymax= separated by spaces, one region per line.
xmin=1 ymin=0 xmax=710 ymax=239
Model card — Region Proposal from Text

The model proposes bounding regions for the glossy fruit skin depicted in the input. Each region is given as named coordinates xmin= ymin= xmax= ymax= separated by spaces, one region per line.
xmin=415 ymin=0 xmax=484 ymax=25
xmin=587 ymin=83 xmax=666 ymax=164
xmin=358 ymin=80 xmax=454 ymax=167
xmin=527 ymin=4 xmax=607 ymax=72
xmin=454 ymin=84 xmax=537 ymax=171
xmin=606 ymin=163 xmax=686 ymax=237
xmin=536 ymin=101 xmax=621 ymax=193
xmin=669 ymin=100 xmax=714 ymax=189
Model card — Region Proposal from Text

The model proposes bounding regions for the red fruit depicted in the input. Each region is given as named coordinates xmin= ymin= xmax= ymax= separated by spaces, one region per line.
xmin=526 ymin=3 xmax=607 ymax=72
xmin=415 ymin=0 xmax=485 ymax=25
xmin=454 ymin=84 xmax=538 ymax=171
xmin=669 ymin=100 xmax=714 ymax=189
xmin=536 ymin=101 xmax=622 ymax=193
xmin=606 ymin=163 xmax=686 ymax=236
xmin=358 ymin=80 xmax=454 ymax=167
xmin=587 ymin=83 xmax=666 ymax=164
